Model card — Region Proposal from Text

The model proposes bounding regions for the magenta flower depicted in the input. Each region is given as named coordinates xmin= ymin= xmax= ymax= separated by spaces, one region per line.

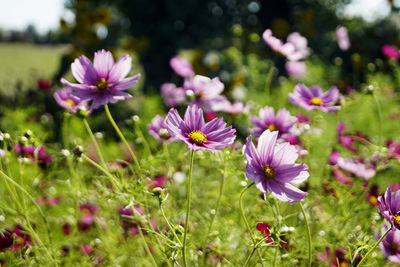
xmin=61 ymin=49 xmax=140 ymax=110
xmin=14 ymin=144 xmax=52 ymax=167
xmin=161 ymin=83 xmax=186 ymax=107
xmin=289 ymin=84 xmax=341 ymax=112
xmin=382 ymin=45 xmax=399 ymax=60
xmin=147 ymin=115 xmax=175 ymax=143
xmin=165 ymin=105 xmax=236 ymax=151
xmin=54 ymin=87 xmax=88 ymax=113
xmin=285 ymin=61 xmax=306 ymax=78
xmin=256 ymin=222 xmax=273 ymax=242
xmin=250 ymin=106 xmax=297 ymax=139
xmin=170 ymin=56 xmax=194 ymax=77
xmin=242 ymin=130 xmax=309 ymax=202
xmin=263 ymin=29 xmax=309 ymax=61
xmin=336 ymin=26 xmax=350 ymax=51
xmin=377 ymin=223 xmax=400 ymax=264
xmin=378 ymin=186 xmax=400 ymax=231
xmin=336 ymin=157 xmax=375 ymax=180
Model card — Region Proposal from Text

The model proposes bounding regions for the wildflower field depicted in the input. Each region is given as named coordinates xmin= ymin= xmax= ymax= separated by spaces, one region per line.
xmin=2 ymin=2 xmax=400 ymax=266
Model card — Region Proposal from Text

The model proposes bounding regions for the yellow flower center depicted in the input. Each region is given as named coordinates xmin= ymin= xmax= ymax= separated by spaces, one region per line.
xmin=310 ymin=97 xmax=323 ymax=106
xmin=339 ymin=262 xmax=349 ymax=267
xmin=394 ymin=214 xmax=400 ymax=228
xmin=263 ymin=165 xmax=276 ymax=180
xmin=189 ymin=130 xmax=207 ymax=145
xmin=267 ymin=124 xmax=278 ymax=132
xmin=16 ymin=236 xmax=25 ymax=245
xmin=96 ymin=78 xmax=108 ymax=91
xmin=369 ymin=196 xmax=378 ymax=205
xmin=66 ymin=99 xmax=75 ymax=107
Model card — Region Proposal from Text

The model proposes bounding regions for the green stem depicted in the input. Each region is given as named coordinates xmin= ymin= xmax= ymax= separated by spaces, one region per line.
xmin=182 ymin=150 xmax=195 ymax=267
xmin=244 ymin=247 xmax=257 ymax=267
xmin=239 ymin=182 xmax=265 ymax=267
xmin=82 ymin=154 xmax=122 ymax=191
xmin=104 ymin=104 xmax=141 ymax=175
xmin=160 ymin=203 xmax=182 ymax=247
xmin=356 ymin=225 xmax=392 ymax=266
xmin=0 ymin=169 xmax=55 ymax=264
xmin=264 ymin=66 xmax=274 ymax=105
xmin=201 ymin=155 xmax=227 ymax=264
xmin=299 ymin=202 xmax=312 ymax=267
xmin=83 ymin=118 xmax=107 ymax=169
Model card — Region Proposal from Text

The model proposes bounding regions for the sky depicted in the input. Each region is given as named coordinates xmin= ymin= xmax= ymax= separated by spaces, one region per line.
xmin=0 ymin=0 xmax=395 ymax=34
xmin=0 ymin=0 xmax=73 ymax=34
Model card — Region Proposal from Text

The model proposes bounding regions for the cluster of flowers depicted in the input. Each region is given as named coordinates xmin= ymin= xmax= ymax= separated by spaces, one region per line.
xmin=161 ymin=56 xmax=249 ymax=115
xmin=38 ymin=45 xmax=399 ymax=265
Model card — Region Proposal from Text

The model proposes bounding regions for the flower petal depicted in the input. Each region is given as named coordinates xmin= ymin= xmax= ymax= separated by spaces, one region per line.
xmin=112 ymin=74 xmax=141 ymax=91
xmin=71 ymin=55 xmax=98 ymax=84
xmin=108 ymin=54 xmax=132 ymax=83
xmin=257 ymin=130 xmax=278 ymax=166
xmin=267 ymin=180 xmax=307 ymax=203
xmin=93 ymin=49 xmax=114 ymax=78
xmin=183 ymin=105 xmax=205 ymax=131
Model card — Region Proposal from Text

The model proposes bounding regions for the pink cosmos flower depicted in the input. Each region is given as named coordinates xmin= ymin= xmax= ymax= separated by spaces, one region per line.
xmin=336 ymin=26 xmax=350 ymax=51
xmin=61 ymin=49 xmax=140 ymax=110
xmin=242 ymin=130 xmax=309 ymax=202
xmin=378 ymin=186 xmax=400 ymax=231
xmin=256 ymin=222 xmax=273 ymax=242
xmin=170 ymin=56 xmax=194 ymax=77
xmin=285 ymin=61 xmax=306 ymax=78
xmin=336 ymin=157 xmax=375 ymax=180
xmin=382 ymin=45 xmax=399 ymax=60
xmin=262 ymin=29 xmax=309 ymax=61
xmin=147 ymin=115 xmax=175 ymax=143
xmin=213 ymin=100 xmax=250 ymax=114
xmin=377 ymin=223 xmax=400 ymax=263
xmin=289 ymin=84 xmax=341 ymax=112
xmin=54 ymin=87 xmax=88 ymax=113
xmin=183 ymin=75 xmax=226 ymax=111
xmin=161 ymin=83 xmax=186 ymax=107
xmin=250 ymin=106 xmax=297 ymax=139
xmin=165 ymin=105 xmax=236 ymax=151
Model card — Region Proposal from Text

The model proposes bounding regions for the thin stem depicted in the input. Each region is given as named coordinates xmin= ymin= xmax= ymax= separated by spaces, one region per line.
xmin=0 ymin=169 xmax=55 ymax=264
xmin=82 ymin=154 xmax=122 ymax=191
xmin=356 ymin=225 xmax=392 ymax=266
xmin=182 ymin=150 xmax=195 ymax=267
xmin=160 ymin=203 xmax=182 ymax=247
xmin=244 ymin=247 xmax=257 ymax=267
xmin=83 ymin=118 xmax=107 ymax=169
xmin=130 ymin=207 xmax=158 ymax=267
xmin=104 ymin=104 xmax=141 ymax=174
xmin=299 ymin=202 xmax=312 ymax=267
xmin=239 ymin=182 xmax=265 ymax=266
xmin=201 ymin=155 xmax=227 ymax=264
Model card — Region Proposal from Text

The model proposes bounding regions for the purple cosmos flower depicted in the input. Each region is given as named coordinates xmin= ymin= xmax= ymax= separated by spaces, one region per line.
xmin=183 ymin=75 xmax=226 ymax=111
xmin=377 ymin=223 xmax=400 ymax=264
xmin=250 ymin=106 xmax=297 ymax=139
xmin=285 ymin=61 xmax=306 ymax=78
xmin=61 ymin=49 xmax=140 ymax=110
xmin=170 ymin=56 xmax=194 ymax=77
xmin=382 ymin=45 xmax=399 ymax=60
xmin=54 ymin=87 xmax=88 ymax=113
xmin=165 ymin=105 xmax=236 ymax=151
xmin=378 ymin=186 xmax=400 ymax=231
xmin=147 ymin=115 xmax=175 ymax=143
xmin=336 ymin=157 xmax=375 ymax=180
xmin=289 ymin=84 xmax=341 ymax=112
xmin=336 ymin=26 xmax=350 ymax=51
xmin=242 ymin=130 xmax=309 ymax=202
xmin=263 ymin=29 xmax=309 ymax=61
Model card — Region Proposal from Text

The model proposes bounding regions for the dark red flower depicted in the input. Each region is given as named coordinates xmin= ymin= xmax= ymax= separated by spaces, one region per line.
xmin=37 ymin=79 xmax=51 ymax=91
xmin=256 ymin=222 xmax=273 ymax=243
